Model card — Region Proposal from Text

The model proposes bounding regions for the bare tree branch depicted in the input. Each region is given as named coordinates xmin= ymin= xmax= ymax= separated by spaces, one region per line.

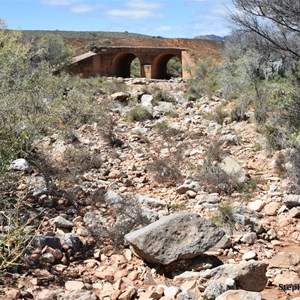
xmin=230 ymin=0 xmax=300 ymax=59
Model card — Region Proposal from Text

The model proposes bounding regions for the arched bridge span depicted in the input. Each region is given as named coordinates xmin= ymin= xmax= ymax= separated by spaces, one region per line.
xmin=67 ymin=46 xmax=192 ymax=79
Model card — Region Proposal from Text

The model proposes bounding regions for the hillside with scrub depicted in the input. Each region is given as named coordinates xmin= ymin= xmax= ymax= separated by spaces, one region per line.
xmin=1 ymin=1 xmax=300 ymax=299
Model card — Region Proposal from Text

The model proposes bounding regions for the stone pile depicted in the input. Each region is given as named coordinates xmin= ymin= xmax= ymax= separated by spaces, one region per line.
xmin=3 ymin=78 xmax=300 ymax=299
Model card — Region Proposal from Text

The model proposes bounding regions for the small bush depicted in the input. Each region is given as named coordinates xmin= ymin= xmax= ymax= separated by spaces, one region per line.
xmin=90 ymin=194 xmax=150 ymax=251
xmin=230 ymin=99 xmax=250 ymax=122
xmin=153 ymin=121 xmax=181 ymax=138
xmin=148 ymin=158 xmax=183 ymax=185
xmin=264 ymin=124 xmax=287 ymax=153
xmin=0 ymin=203 xmax=35 ymax=273
xmin=63 ymin=146 xmax=102 ymax=176
xmin=169 ymin=203 xmax=187 ymax=212
xmin=126 ymin=106 xmax=153 ymax=122
xmin=164 ymin=110 xmax=179 ymax=118
xmin=251 ymin=142 xmax=262 ymax=152
xmin=211 ymin=202 xmax=235 ymax=230
xmin=286 ymin=149 xmax=300 ymax=193
xmin=185 ymin=58 xmax=220 ymax=99
xmin=274 ymin=152 xmax=287 ymax=178
xmin=203 ymin=107 xmax=229 ymax=125
xmin=198 ymin=160 xmax=240 ymax=194
xmin=205 ymin=140 xmax=225 ymax=163
xmin=102 ymin=78 xmax=127 ymax=95
xmin=152 ymin=88 xmax=175 ymax=103
xmin=99 ymin=116 xmax=124 ymax=148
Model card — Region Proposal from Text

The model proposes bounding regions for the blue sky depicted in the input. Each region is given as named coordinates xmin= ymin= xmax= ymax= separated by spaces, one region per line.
xmin=1 ymin=0 xmax=233 ymax=38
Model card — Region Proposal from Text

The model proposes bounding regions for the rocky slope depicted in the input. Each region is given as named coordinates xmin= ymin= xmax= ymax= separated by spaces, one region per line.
xmin=2 ymin=78 xmax=300 ymax=300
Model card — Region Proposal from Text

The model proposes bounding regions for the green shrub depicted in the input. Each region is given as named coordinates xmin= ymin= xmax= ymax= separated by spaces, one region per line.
xmin=130 ymin=58 xmax=141 ymax=77
xmin=152 ymin=87 xmax=175 ymax=103
xmin=153 ymin=121 xmax=181 ymax=137
xmin=164 ymin=110 xmax=179 ymax=118
xmin=102 ymin=78 xmax=127 ymax=94
xmin=126 ymin=106 xmax=153 ymax=122
xmin=203 ymin=106 xmax=229 ymax=125
xmin=185 ymin=58 xmax=220 ymax=99
xmin=230 ymin=97 xmax=250 ymax=122
xmin=167 ymin=57 xmax=182 ymax=78
xmin=0 ymin=203 xmax=36 ymax=273
xmin=211 ymin=202 xmax=235 ymax=230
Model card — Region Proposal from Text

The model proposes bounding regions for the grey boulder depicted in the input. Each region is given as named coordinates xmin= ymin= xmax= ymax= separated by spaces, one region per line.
xmin=283 ymin=194 xmax=300 ymax=208
xmin=124 ymin=212 xmax=226 ymax=265
xmin=215 ymin=290 xmax=262 ymax=300
xmin=203 ymin=261 xmax=268 ymax=292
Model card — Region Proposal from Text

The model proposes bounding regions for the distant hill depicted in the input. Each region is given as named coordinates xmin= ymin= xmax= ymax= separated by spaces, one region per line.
xmin=194 ymin=34 xmax=226 ymax=41
xmin=19 ymin=29 xmax=154 ymax=41
xmin=15 ymin=29 xmax=224 ymax=60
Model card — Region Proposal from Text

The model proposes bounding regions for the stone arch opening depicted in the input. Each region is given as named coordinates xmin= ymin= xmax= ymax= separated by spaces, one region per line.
xmin=151 ymin=53 xmax=182 ymax=79
xmin=167 ymin=57 xmax=182 ymax=78
xmin=112 ymin=52 xmax=140 ymax=78
xmin=130 ymin=57 xmax=141 ymax=78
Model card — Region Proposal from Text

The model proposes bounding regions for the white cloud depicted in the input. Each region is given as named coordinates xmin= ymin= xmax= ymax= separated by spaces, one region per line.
xmin=107 ymin=9 xmax=158 ymax=19
xmin=107 ymin=0 xmax=163 ymax=20
xmin=155 ymin=25 xmax=173 ymax=32
xmin=71 ymin=5 xmax=95 ymax=13
xmin=126 ymin=0 xmax=163 ymax=9
xmin=193 ymin=21 xmax=230 ymax=36
xmin=41 ymin=0 xmax=81 ymax=5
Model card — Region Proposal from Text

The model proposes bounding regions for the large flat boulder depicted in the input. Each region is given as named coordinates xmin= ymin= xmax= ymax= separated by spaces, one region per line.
xmin=124 ymin=213 xmax=226 ymax=265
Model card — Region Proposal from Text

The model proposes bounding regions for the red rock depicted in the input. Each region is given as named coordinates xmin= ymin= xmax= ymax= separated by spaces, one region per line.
xmin=118 ymin=287 xmax=137 ymax=300
xmin=128 ymin=270 xmax=139 ymax=281
xmin=114 ymin=269 xmax=129 ymax=280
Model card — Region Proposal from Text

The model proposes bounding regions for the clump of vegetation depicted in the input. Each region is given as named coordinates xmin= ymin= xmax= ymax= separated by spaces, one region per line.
xmin=130 ymin=57 xmax=141 ymax=78
xmin=185 ymin=58 xmax=220 ymax=100
xmin=164 ymin=110 xmax=179 ymax=118
xmin=196 ymin=141 xmax=246 ymax=194
xmin=198 ymin=160 xmax=241 ymax=194
xmin=229 ymin=97 xmax=250 ymax=122
xmin=274 ymin=152 xmax=287 ymax=178
xmin=153 ymin=121 xmax=181 ymax=137
xmin=107 ymin=198 xmax=150 ymax=250
xmin=102 ymin=78 xmax=128 ymax=95
xmin=169 ymin=203 xmax=187 ymax=212
xmin=203 ymin=106 xmax=229 ymax=125
xmin=0 ymin=25 xmax=115 ymax=270
xmin=126 ymin=106 xmax=153 ymax=122
xmin=90 ymin=193 xmax=150 ymax=251
xmin=152 ymin=87 xmax=176 ymax=103
xmin=211 ymin=201 xmax=235 ymax=230
xmin=167 ymin=57 xmax=182 ymax=78
xmin=147 ymin=158 xmax=183 ymax=185
xmin=0 ymin=202 xmax=36 ymax=273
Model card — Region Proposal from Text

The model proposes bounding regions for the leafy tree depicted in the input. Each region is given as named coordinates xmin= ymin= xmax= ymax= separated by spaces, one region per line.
xmin=33 ymin=34 xmax=74 ymax=68
xmin=0 ymin=18 xmax=6 ymax=30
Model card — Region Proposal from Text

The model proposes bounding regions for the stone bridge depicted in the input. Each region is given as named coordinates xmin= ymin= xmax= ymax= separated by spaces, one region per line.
xmin=67 ymin=46 xmax=193 ymax=79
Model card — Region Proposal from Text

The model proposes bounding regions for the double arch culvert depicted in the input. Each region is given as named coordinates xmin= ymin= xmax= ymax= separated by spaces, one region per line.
xmin=67 ymin=46 xmax=192 ymax=79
